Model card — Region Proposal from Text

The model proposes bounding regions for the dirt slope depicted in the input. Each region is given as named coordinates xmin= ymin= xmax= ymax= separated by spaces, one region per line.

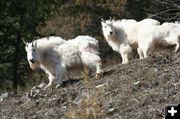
xmin=0 ymin=52 xmax=180 ymax=119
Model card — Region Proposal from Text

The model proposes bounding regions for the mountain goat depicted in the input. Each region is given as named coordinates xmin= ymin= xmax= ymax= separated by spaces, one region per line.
xmin=24 ymin=36 xmax=102 ymax=88
xmin=101 ymin=18 xmax=160 ymax=63
xmin=137 ymin=22 xmax=180 ymax=59
xmin=101 ymin=19 xmax=133 ymax=64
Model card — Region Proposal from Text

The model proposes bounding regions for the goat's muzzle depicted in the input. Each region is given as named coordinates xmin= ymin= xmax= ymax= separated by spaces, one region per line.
xmin=110 ymin=31 xmax=113 ymax=35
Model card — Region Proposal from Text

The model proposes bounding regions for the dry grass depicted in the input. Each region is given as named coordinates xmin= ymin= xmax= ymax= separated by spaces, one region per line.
xmin=66 ymin=91 xmax=105 ymax=119
xmin=0 ymin=51 xmax=180 ymax=119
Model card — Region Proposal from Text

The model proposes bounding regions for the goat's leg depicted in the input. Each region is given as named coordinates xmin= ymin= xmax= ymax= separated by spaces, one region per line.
xmin=120 ymin=45 xmax=131 ymax=64
xmin=55 ymin=63 xmax=66 ymax=87
xmin=95 ymin=60 xmax=102 ymax=79
xmin=44 ymin=73 xmax=55 ymax=89
xmin=137 ymin=48 xmax=144 ymax=59
xmin=82 ymin=65 xmax=89 ymax=82
xmin=142 ymin=46 xmax=150 ymax=59
xmin=93 ymin=54 xmax=102 ymax=79
xmin=121 ymin=53 xmax=129 ymax=64
xmin=44 ymin=63 xmax=65 ymax=89
xmin=124 ymin=54 xmax=129 ymax=64
xmin=121 ymin=55 xmax=125 ymax=64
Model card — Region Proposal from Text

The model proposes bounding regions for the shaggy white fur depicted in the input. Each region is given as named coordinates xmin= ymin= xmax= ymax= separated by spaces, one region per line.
xmin=139 ymin=18 xmax=160 ymax=26
xmin=25 ymin=36 xmax=102 ymax=88
xmin=101 ymin=18 xmax=160 ymax=63
xmin=137 ymin=22 xmax=180 ymax=58
xmin=112 ymin=18 xmax=160 ymax=49
xmin=101 ymin=19 xmax=133 ymax=64
xmin=101 ymin=18 xmax=174 ymax=61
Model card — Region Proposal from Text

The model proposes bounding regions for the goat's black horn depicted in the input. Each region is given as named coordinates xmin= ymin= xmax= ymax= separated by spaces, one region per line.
xmin=110 ymin=17 xmax=112 ymax=21
xmin=32 ymin=38 xmax=36 ymax=47
xmin=22 ymin=39 xmax=26 ymax=44
xmin=22 ymin=39 xmax=28 ymax=46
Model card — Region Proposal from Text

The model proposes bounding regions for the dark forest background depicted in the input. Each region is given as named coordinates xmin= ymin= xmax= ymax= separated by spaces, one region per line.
xmin=0 ymin=0 xmax=180 ymax=93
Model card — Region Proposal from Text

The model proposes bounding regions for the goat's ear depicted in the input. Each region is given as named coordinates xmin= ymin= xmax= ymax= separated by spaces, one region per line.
xmin=110 ymin=17 xmax=115 ymax=23
xmin=34 ymin=41 xmax=37 ymax=48
xmin=101 ymin=18 xmax=105 ymax=23
xmin=32 ymin=36 xmax=38 ymax=47
xmin=109 ymin=17 xmax=114 ymax=22
xmin=101 ymin=19 xmax=106 ymax=26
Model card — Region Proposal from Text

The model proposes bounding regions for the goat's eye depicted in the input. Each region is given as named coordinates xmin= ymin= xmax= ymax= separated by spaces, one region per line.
xmin=33 ymin=49 xmax=36 ymax=52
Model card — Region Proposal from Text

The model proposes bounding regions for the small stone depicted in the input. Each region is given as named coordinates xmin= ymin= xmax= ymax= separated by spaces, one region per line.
xmin=0 ymin=92 xmax=9 ymax=102
xmin=133 ymin=81 xmax=141 ymax=85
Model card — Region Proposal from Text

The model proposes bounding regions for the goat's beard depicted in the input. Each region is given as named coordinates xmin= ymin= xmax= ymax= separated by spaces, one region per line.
xmin=28 ymin=61 xmax=40 ymax=70
xmin=106 ymin=34 xmax=116 ymax=42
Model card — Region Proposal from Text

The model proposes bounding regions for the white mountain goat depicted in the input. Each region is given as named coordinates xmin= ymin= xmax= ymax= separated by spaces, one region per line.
xmin=24 ymin=36 xmax=102 ymax=88
xmin=137 ymin=22 xmax=180 ymax=59
xmin=101 ymin=19 xmax=133 ymax=64
xmin=101 ymin=18 xmax=160 ymax=63
xmin=101 ymin=18 xmax=158 ymax=63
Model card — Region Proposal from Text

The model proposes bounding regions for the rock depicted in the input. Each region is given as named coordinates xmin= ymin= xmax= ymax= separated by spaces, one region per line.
xmin=96 ymin=83 xmax=108 ymax=88
xmin=0 ymin=92 xmax=9 ymax=102
xmin=174 ymin=81 xmax=180 ymax=90
xmin=133 ymin=81 xmax=141 ymax=85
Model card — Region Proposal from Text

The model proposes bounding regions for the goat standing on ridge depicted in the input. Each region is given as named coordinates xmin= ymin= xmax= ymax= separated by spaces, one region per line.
xmin=24 ymin=36 xmax=102 ymax=89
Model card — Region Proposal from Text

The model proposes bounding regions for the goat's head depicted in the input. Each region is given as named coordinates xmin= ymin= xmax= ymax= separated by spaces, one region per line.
xmin=101 ymin=18 xmax=115 ymax=38
xmin=24 ymin=39 xmax=40 ymax=70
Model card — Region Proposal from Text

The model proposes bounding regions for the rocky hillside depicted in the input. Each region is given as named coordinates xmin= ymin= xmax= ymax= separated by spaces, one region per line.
xmin=0 ymin=52 xmax=180 ymax=119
